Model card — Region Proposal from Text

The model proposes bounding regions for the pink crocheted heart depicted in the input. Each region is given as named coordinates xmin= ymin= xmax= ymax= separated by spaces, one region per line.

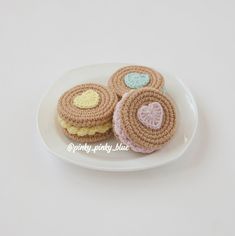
xmin=137 ymin=102 xmax=163 ymax=129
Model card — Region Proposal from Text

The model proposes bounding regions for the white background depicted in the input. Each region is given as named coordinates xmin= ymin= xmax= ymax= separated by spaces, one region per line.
xmin=0 ymin=0 xmax=235 ymax=235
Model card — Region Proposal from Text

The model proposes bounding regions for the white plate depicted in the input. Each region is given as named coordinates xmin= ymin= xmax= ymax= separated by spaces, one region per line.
xmin=37 ymin=63 xmax=198 ymax=172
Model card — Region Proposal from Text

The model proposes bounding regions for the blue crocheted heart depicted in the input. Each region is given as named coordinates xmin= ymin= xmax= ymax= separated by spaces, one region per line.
xmin=124 ymin=72 xmax=150 ymax=89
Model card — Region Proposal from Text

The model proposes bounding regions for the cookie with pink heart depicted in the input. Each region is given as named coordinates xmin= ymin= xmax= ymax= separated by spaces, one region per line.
xmin=113 ymin=87 xmax=176 ymax=153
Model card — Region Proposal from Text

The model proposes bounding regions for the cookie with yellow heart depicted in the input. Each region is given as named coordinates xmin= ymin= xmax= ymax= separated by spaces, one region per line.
xmin=57 ymin=83 xmax=118 ymax=143
xmin=108 ymin=65 xmax=165 ymax=98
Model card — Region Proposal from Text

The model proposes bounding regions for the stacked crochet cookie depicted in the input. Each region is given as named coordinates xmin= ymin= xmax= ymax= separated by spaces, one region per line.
xmin=108 ymin=65 xmax=164 ymax=98
xmin=57 ymin=65 xmax=176 ymax=153
xmin=113 ymin=88 xmax=176 ymax=153
xmin=57 ymin=83 xmax=118 ymax=143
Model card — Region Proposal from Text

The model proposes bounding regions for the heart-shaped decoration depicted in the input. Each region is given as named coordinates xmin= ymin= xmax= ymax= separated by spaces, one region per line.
xmin=124 ymin=72 xmax=150 ymax=89
xmin=73 ymin=89 xmax=100 ymax=109
xmin=137 ymin=102 xmax=164 ymax=129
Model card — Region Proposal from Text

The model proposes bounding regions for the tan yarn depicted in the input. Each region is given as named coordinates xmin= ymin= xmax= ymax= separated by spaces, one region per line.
xmin=108 ymin=65 xmax=164 ymax=98
xmin=63 ymin=128 xmax=113 ymax=143
xmin=57 ymin=83 xmax=117 ymax=143
xmin=57 ymin=83 xmax=118 ymax=127
xmin=120 ymin=87 xmax=176 ymax=149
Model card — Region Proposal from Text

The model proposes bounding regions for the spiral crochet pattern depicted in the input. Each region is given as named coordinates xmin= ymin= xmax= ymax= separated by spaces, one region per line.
xmin=57 ymin=83 xmax=118 ymax=143
xmin=108 ymin=65 xmax=164 ymax=98
xmin=113 ymin=87 xmax=176 ymax=153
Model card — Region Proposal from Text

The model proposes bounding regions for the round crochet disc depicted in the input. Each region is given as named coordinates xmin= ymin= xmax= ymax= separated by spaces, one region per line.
xmin=113 ymin=87 xmax=176 ymax=152
xmin=57 ymin=83 xmax=118 ymax=127
xmin=108 ymin=65 xmax=164 ymax=97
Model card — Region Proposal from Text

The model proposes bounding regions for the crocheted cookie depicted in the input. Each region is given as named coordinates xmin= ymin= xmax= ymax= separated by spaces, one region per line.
xmin=108 ymin=65 xmax=164 ymax=98
xmin=57 ymin=83 xmax=118 ymax=143
xmin=113 ymin=87 xmax=176 ymax=153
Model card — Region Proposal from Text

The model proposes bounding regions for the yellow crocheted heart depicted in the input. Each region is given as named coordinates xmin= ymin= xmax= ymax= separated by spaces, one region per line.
xmin=73 ymin=89 xmax=100 ymax=109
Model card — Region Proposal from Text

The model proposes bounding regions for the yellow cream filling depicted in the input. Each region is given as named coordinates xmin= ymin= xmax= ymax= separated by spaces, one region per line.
xmin=58 ymin=116 xmax=112 ymax=136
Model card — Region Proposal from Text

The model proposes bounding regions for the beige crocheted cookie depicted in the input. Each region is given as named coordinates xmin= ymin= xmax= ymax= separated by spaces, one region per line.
xmin=113 ymin=87 xmax=176 ymax=153
xmin=108 ymin=65 xmax=164 ymax=98
xmin=57 ymin=83 xmax=118 ymax=143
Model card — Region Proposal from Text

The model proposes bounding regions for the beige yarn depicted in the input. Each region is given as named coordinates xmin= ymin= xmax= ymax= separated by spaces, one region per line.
xmin=57 ymin=83 xmax=118 ymax=127
xmin=119 ymin=87 xmax=176 ymax=150
xmin=57 ymin=83 xmax=118 ymax=143
xmin=108 ymin=65 xmax=164 ymax=98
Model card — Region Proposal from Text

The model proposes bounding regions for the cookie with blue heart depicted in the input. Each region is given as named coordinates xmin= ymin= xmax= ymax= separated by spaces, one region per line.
xmin=113 ymin=87 xmax=176 ymax=153
xmin=57 ymin=83 xmax=118 ymax=143
xmin=108 ymin=65 xmax=164 ymax=98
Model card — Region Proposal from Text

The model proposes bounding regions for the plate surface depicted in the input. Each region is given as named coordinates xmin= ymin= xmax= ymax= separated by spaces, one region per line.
xmin=37 ymin=63 xmax=198 ymax=171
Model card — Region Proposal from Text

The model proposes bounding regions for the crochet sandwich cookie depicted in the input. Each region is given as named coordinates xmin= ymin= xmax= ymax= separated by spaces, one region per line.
xmin=108 ymin=65 xmax=164 ymax=98
xmin=113 ymin=87 xmax=176 ymax=153
xmin=57 ymin=83 xmax=118 ymax=143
